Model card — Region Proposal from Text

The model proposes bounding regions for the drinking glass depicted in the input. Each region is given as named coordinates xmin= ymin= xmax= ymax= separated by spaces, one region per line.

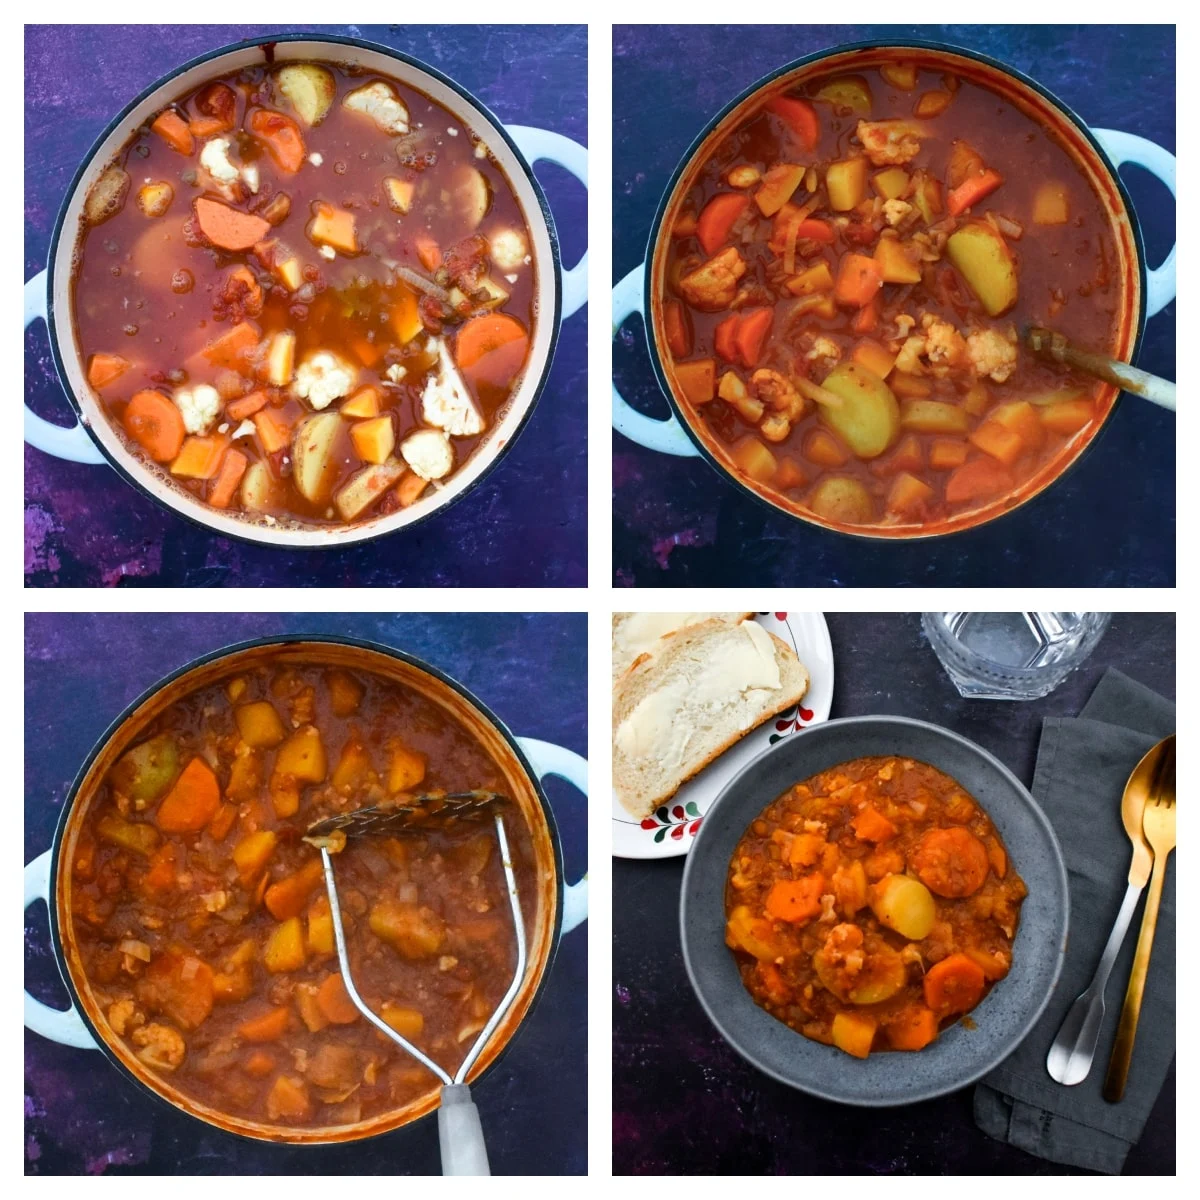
xmin=922 ymin=612 xmax=1111 ymax=700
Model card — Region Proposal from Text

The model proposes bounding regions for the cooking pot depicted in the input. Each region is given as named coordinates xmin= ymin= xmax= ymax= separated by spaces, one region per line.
xmin=25 ymin=33 xmax=588 ymax=547
xmin=612 ymin=40 xmax=1174 ymax=538
xmin=23 ymin=635 xmax=588 ymax=1145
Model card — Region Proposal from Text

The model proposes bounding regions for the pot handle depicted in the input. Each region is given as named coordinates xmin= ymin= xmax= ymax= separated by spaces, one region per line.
xmin=24 ymin=850 xmax=98 ymax=1050
xmin=611 ymin=263 xmax=699 ymax=457
xmin=505 ymin=125 xmax=588 ymax=322
xmin=24 ymin=270 xmax=106 ymax=465
xmin=1091 ymin=128 xmax=1176 ymax=319
xmin=516 ymin=737 xmax=588 ymax=934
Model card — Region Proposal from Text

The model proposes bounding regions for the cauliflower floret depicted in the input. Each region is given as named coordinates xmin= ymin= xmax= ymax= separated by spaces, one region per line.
xmin=893 ymin=314 xmax=917 ymax=338
xmin=131 ymin=1022 xmax=186 ymax=1071
xmin=400 ymin=429 xmax=454 ymax=481
xmin=293 ymin=351 xmax=357 ymax=411
xmin=107 ymin=998 xmax=145 ymax=1037
xmin=883 ymin=198 xmax=913 ymax=227
xmin=678 ymin=246 xmax=747 ymax=311
xmin=489 ymin=227 xmax=529 ymax=273
xmin=750 ymin=368 xmax=804 ymax=421
xmin=804 ymin=336 xmax=842 ymax=369
xmin=241 ymin=163 xmax=260 ymax=194
xmin=857 ymin=119 xmax=924 ymax=166
xmin=199 ymin=137 xmax=240 ymax=185
xmin=967 ymin=328 xmax=1019 ymax=383
xmin=893 ymin=335 xmax=927 ymax=376
xmin=231 ymin=419 xmax=256 ymax=440
xmin=342 ymin=82 xmax=410 ymax=135
xmin=384 ymin=363 xmax=408 ymax=384
xmin=921 ymin=314 xmax=968 ymax=369
xmin=422 ymin=342 xmax=485 ymax=436
xmin=173 ymin=384 xmax=221 ymax=435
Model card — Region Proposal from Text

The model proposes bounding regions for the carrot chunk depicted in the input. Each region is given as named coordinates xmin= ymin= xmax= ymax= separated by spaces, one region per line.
xmin=238 ymin=1005 xmax=291 ymax=1043
xmin=316 ymin=973 xmax=360 ymax=1025
xmin=851 ymin=804 xmax=896 ymax=843
xmin=225 ymin=390 xmax=269 ymax=422
xmin=87 ymin=353 xmax=130 ymax=389
xmin=944 ymin=457 xmax=1014 ymax=505
xmin=265 ymin=859 xmax=326 ymax=921
xmin=766 ymin=96 xmax=820 ymax=152
xmin=947 ymin=169 xmax=1004 ymax=216
xmin=151 ymin=110 xmax=195 ymax=155
xmin=886 ymin=1006 xmax=940 ymax=1050
xmin=663 ymin=300 xmax=691 ymax=358
xmin=834 ymin=254 xmax=883 ymax=308
xmin=208 ymin=449 xmax=248 ymax=509
xmin=155 ymin=757 xmax=220 ymax=833
xmin=734 ymin=308 xmax=773 ymax=369
xmin=248 ymin=109 xmax=306 ymax=174
xmin=124 ymin=390 xmax=185 ymax=463
xmin=923 ymin=953 xmax=986 ymax=1015
xmin=764 ymin=874 xmax=826 ymax=924
xmin=714 ymin=314 xmax=740 ymax=362
xmin=696 ymin=193 xmax=749 ymax=256
xmin=194 ymin=198 xmax=272 ymax=253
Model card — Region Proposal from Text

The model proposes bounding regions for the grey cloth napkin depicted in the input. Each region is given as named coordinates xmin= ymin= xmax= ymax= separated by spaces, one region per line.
xmin=974 ymin=669 xmax=1175 ymax=1173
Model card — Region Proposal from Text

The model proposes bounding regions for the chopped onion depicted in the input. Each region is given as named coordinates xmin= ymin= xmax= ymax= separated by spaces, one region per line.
xmin=119 ymin=939 xmax=151 ymax=962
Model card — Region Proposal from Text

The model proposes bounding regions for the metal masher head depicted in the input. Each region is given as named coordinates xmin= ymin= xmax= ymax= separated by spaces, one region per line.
xmin=303 ymin=791 xmax=527 ymax=1089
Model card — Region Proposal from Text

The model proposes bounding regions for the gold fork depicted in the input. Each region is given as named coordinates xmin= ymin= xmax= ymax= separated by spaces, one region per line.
xmin=1103 ymin=736 xmax=1176 ymax=1102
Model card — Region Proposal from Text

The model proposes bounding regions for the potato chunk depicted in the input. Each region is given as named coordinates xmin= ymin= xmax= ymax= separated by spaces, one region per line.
xmin=369 ymin=900 xmax=445 ymax=958
xmin=276 ymin=64 xmax=336 ymax=126
xmin=292 ymin=412 xmax=342 ymax=504
xmin=84 ymin=166 xmax=130 ymax=225
xmin=819 ymin=363 xmax=900 ymax=459
xmin=870 ymin=874 xmax=936 ymax=939
xmin=946 ymin=220 xmax=1018 ymax=316
xmin=235 ymin=700 xmax=286 ymax=748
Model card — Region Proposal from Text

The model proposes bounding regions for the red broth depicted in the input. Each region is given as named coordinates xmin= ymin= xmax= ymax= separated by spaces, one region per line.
xmin=661 ymin=62 xmax=1121 ymax=533
xmin=73 ymin=62 xmax=536 ymax=527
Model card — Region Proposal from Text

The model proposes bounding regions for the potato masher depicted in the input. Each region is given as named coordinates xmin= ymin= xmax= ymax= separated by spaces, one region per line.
xmin=305 ymin=791 xmax=526 ymax=1175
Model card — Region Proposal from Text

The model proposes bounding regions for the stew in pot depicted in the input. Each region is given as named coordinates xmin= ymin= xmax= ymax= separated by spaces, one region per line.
xmin=66 ymin=660 xmax=534 ymax=1127
xmin=725 ymin=755 xmax=1026 ymax=1057
xmin=662 ymin=60 xmax=1121 ymax=533
xmin=74 ymin=61 xmax=535 ymax=528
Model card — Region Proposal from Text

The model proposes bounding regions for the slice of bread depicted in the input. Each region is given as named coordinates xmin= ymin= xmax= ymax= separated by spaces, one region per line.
xmin=613 ymin=617 xmax=809 ymax=819
xmin=612 ymin=612 xmax=753 ymax=681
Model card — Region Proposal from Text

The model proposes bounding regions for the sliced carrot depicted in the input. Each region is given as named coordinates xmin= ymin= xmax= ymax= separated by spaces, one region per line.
xmin=225 ymin=390 xmax=269 ymax=422
xmin=944 ymin=456 xmax=1014 ymax=505
xmin=124 ymin=390 xmax=185 ymax=463
xmin=766 ymin=96 xmax=820 ymax=152
xmin=151 ymin=110 xmax=194 ymax=155
xmin=947 ymin=169 xmax=1004 ymax=217
xmin=663 ymin=300 xmax=691 ymax=358
xmin=209 ymin=449 xmax=248 ymax=509
xmin=156 ymin=757 xmax=220 ymax=833
xmin=696 ymin=193 xmax=750 ymax=256
xmin=265 ymin=859 xmax=326 ymax=921
xmin=851 ymin=295 xmax=880 ymax=334
xmin=414 ymin=234 xmax=441 ymax=272
xmin=835 ymin=254 xmax=883 ymax=308
xmin=206 ymin=802 xmax=237 ymax=842
xmin=254 ymin=409 xmax=293 ymax=456
xmin=764 ymin=874 xmax=826 ymax=924
xmin=455 ymin=313 xmax=527 ymax=371
xmin=795 ymin=218 xmax=836 ymax=244
xmin=315 ymin=973 xmax=359 ymax=1025
xmin=87 ymin=353 xmax=130 ymax=389
xmin=734 ymin=308 xmax=773 ymax=369
xmin=887 ymin=1006 xmax=939 ymax=1051
xmin=189 ymin=115 xmax=230 ymax=139
xmin=924 ymin=953 xmax=986 ymax=1015
xmin=714 ymin=314 xmax=740 ymax=362
xmin=248 ymin=109 xmax=305 ymax=174
xmin=194 ymin=198 xmax=272 ymax=253
xmin=238 ymin=1005 xmax=291 ymax=1043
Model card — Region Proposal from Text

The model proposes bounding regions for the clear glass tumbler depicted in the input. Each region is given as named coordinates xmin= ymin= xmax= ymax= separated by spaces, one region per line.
xmin=922 ymin=612 xmax=1111 ymax=700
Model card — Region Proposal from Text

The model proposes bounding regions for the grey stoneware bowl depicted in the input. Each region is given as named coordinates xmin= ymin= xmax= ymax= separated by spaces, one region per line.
xmin=680 ymin=715 xmax=1069 ymax=1107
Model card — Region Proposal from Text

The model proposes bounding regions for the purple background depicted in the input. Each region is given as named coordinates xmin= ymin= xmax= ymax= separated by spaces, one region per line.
xmin=613 ymin=25 xmax=1175 ymax=586
xmin=25 ymin=612 xmax=586 ymax=1175
xmin=25 ymin=25 xmax=587 ymax=588
xmin=612 ymin=612 xmax=1175 ymax=1175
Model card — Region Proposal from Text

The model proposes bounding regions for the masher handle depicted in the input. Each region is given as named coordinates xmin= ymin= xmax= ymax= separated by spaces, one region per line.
xmin=438 ymin=1083 xmax=491 ymax=1175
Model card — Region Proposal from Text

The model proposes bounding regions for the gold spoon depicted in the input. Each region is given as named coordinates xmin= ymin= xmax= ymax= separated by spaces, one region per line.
xmin=1046 ymin=735 xmax=1167 ymax=1084
xmin=1025 ymin=327 xmax=1175 ymax=412
xmin=1103 ymin=736 xmax=1176 ymax=1101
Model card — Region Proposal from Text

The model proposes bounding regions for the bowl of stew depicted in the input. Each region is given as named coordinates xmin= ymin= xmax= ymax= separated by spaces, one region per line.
xmin=26 ymin=33 xmax=587 ymax=546
xmin=680 ymin=716 xmax=1068 ymax=1105
xmin=23 ymin=636 xmax=587 ymax=1144
xmin=613 ymin=40 xmax=1175 ymax=538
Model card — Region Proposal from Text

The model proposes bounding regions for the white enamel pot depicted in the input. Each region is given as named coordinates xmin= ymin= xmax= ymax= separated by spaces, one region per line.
xmin=26 ymin=34 xmax=588 ymax=548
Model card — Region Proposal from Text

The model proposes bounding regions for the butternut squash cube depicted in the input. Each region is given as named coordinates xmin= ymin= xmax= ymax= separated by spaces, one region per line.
xmin=235 ymin=701 xmax=287 ymax=748
xmin=232 ymin=830 xmax=277 ymax=885
xmin=387 ymin=740 xmax=427 ymax=793
xmin=327 ymin=669 xmax=364 ymax=716
xmin=308 ymin=202 xmax=358 ymax=254
xmin=874 ymin=237 xmax=922 ymax=285
xmin=731 ymin=437 xmax=777 ymax=484
xmin=340 ymin=386 xmax=381 ymax=419
xmin=1033 ymin=181 xmax=1070 ymax=225
xmin=672 ymin=358 xmax=716 ymax=405
xmin=831 ymin=1011 xmax=877 ymax=1059
xmin=265 ymin=1074 xmax=310 ymax=1121
xmin=385 ymin=176 xmax=415 ymax=214
xmin=755 ymin=163 xmax=807 ymax=217
xmin=274 ymin=726 xmax=327 ymax=784
xmin=349 ymin=415 xmax=395 ymax=465
xmin=381 ymin=1003 xmax=425 ymax=1039
xmin=826 ymin=157 xmax=869 ymax=211
xmin=307 ymin=896 xmax=334 ymax=955
xmin=263 ymin=917 xmax=307 ymax=973
xmin=369 ymin=901 xmax=445 ymax=958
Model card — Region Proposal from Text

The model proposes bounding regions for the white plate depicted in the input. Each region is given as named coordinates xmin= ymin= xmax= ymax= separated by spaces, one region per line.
xmin=612 ymin=612 xmax=834 ymax=859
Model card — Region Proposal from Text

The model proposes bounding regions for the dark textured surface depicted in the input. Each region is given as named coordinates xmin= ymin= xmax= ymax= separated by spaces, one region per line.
xmin=25 ymin=25 xmax=587 ymax=588
xmin=26 ymin=613 xmax=587 ymax=1175
xmin=613 ymin=25 xmax=1175 ymax=586
xmin=612 ymin=612 xmax=1175 ymax=1175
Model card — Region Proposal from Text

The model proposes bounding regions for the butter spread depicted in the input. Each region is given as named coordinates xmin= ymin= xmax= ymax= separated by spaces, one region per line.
xmin=615 ymin=621 xmax=782 ymax=765
xmin=614 ymin=613 xmax=713 ymax=667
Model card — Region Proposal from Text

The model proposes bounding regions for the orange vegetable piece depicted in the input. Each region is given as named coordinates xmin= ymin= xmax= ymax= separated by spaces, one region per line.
xmin=663 ymin=299 xmax=691 ymax=358
xmin=835 ymin=254 xmax=883 ymax=308
xmin=392 ymin=286 xmax=423 ymax=344
xmin=969 ymin=419 xmax=1024 ymax=467
xmin=206 ymin=802 xmax=237 ymax=842
xmin=208 ymin=448 xmax=248 ymax=509
xmin=198 ymin=321 xmax=261 ymax=371
xmin=171 ymin=435 xmax=228 ymax=481
xmin=316 ymin=973 xmax=360 ymax=1025
xmin=87 ymin=353 xmax=130 ymax=389
xmin=851 ymin=804 xmax=896 ymax=843
xmin=766 ymin=95 xmax=820 ymax=152
xmin=414 ymin=234 xmax=442 ymax=272
xmin=151 ymin=110 xmax=194 ymax=155
xmin=764 ymin=874 xmax=826 ymax=924
xmin=155 ymin=757 xmax=220 ymax=833
xmin=248 ymin=109 xmax=306 ymax=174
xmin=851 ymin=295 xmax=880 ymax=334
xmin=225 ymin=389 xmax=269 ymax=421
xmin=193 ymin=198 xmax=272 ymax=253
xmin=254 ymin=408 xmax=293 ymax=455
xmin=947 ymin=169 xmax=1004 ymax=216
xmin=265 ymin=1075 xmax=310 ymax=1121
xmin=696 ymin=193 xmax=749 ymax=256
xmin=455 ymin=313 xmax=527 ymax=371
xmin=142 ymin=951 xmax=214 ymax=1030
xmin=929 ymin=437 xmax=969 ymax=470
xmin=714 ymin=314 xmax=740 ymax=363
xmin=673 ymin=359 xmax=716 ymax=406
xmin=886 ymin=1006 xmax=940 ymax=1051
xmin=265 ymin=859 xmax=326 ymax=921
xmin=923 ymin=953 xmax=986 ymax=1015
xmin=243 ymin=1050 xmax=277 ymax=1078
xmin=232 ymin=830 xmax=277 ymax=885
xmin=238 ymin=1005 xmax=291 ymax=1043
xmin=910 ymin=826 xmax=990 ymax=897
xmin=734 ymin=308 xmax=773 ymax=369
xmin=944 ymin=457 xmax=1014 ymax=505
xmin=123 ymin=390 xmax=185 ymax=463
xmin=142 ymin=843 xmax=177 ymax=893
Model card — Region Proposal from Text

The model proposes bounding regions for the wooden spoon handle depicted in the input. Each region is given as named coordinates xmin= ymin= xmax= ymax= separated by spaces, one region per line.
xmin=1103 ymin=851 xmax=1167 ymax=1101
xmin=1026 ymin=327 xmax=1176 ymax=412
